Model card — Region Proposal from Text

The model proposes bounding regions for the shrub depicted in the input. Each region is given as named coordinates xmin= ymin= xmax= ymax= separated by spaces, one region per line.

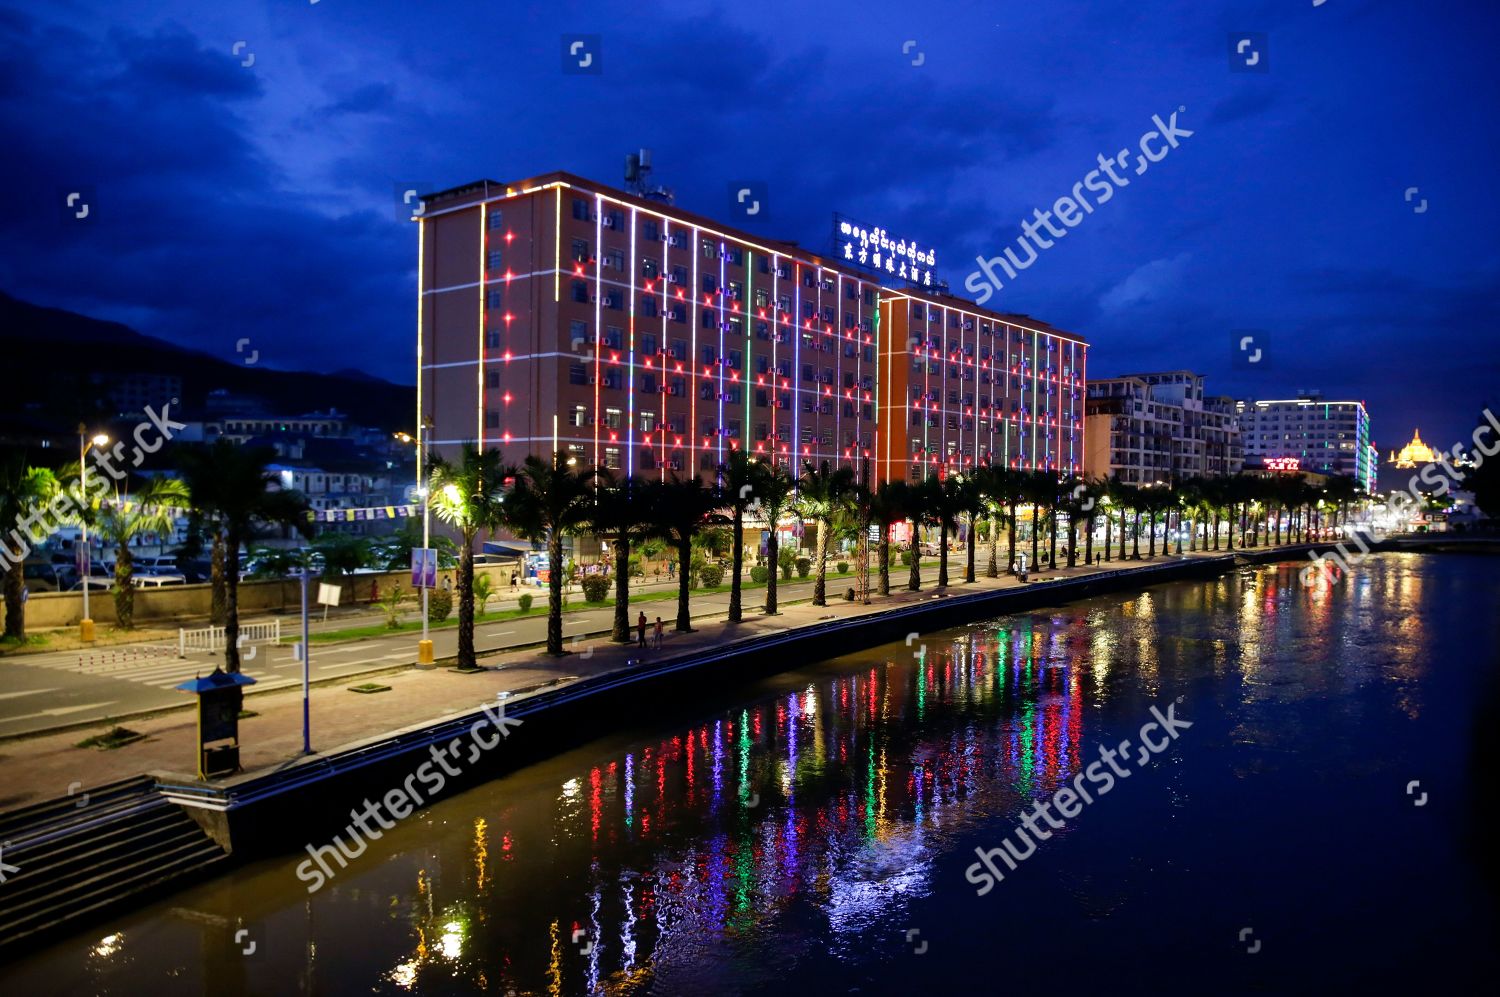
xmin=899 ymin=549 xmax=911 ymax=566
xmin=699 ymin=564 xmax=725 ymax=588
xmin=795 ymin=556 xmax=811 ymax=578
xmin=778 ymin=547 xmax=796 ymax=579
xmin=750 ymin=565 xmax=769 ymax=584
xmin=473 ymin=574 xmax=493 ymax=615
xmin=845 ymin=587 xmax=855 ymax=601
xmin=836 ymin=561 xmax=848 ymax=574
xmin=427 ymin=589 xmax=453 ymax=623
xmin=581 ymin=574 xmax=610 ymax=602
xmin=380 ymin=586 xmax=406 ymax=629
xmin=517 ymin=593 xmax=534 ymax=613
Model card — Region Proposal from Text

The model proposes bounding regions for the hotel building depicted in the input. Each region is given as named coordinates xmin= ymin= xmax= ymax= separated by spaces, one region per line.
xmin=875 ymin=290 xmax=1086 ymax=483
xmin=1235 ymin=394 xmax=1374 ymax=490
xmin=1083 ymin=371 xmax=1242 ymax=485
xmin=416 ymin=171 xmax=1087 ymax=485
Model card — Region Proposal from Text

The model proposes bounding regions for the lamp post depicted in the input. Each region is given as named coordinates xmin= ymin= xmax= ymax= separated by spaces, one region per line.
xmin=396 ymin=422 xmax=436 ymax=665
xmin=77 ymin=425 xmax=109 ymax=642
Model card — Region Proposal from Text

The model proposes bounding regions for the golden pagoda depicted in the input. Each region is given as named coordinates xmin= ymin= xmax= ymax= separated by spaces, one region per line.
xmin=1390 ymin=429 xmax=1439 ymax=468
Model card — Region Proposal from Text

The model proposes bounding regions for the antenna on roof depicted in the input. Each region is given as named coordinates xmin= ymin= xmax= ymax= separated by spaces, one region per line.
xmin=624 ymin=148 xmax=673 ymax=204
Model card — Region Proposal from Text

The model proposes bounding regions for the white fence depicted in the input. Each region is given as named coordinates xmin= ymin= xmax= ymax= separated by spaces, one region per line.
xmin=178 ymin=620 xmax=281 ymax=657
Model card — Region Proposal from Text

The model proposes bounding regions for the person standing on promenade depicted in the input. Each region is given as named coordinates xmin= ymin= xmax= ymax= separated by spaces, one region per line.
xmin=637 ymin=611 xmax=649 ymax=648
xmin=653 ymin=616 xmax=664 ymax=649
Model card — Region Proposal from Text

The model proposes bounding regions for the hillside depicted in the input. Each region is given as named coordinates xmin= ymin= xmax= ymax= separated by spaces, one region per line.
xmin=0 ymin=292 xmax=414 ymax=438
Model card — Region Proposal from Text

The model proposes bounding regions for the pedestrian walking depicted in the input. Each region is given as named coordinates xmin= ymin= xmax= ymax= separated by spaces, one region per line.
xmin=653 ymin=617 xmax=664 ymax=649
xmin=637 ymin=611 xmax=649 ymax=648
xmin=510 ymin=570 xmax=518 ymax=592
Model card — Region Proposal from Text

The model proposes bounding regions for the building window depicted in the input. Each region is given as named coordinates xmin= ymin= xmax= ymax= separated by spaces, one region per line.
xmin=485 ymin=330 xmax=501 ymax=349
xmin=486 ymin=371 xmax=500 ymax=389
xmin=486 ymin=289 xmax=503 ymax=309
xmin=604 ymin=447 xmax=621 ymax=469
xmin=642 ymin=220 xmax=658 ymax=241
xmin=487 ymin=209 xmax=504 ymax=229
xmin=572 ymin=239 xmax=589 ymax=263
xmin=569 ymin=363 xmax=588 ymax=385
xmin=486 ymin=249 xmax=503 ymax=270
xmin=571 ymin=281 xmax=588 ymax=303
xmin=484 ymin=411 xmax=500 ymax=429
xmin=572 ymin=198 xmax=590 ymax=221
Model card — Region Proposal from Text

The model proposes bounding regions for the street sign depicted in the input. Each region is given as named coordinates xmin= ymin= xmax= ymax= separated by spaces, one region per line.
xmin=317 ymin=582 xmax=342 ymax=606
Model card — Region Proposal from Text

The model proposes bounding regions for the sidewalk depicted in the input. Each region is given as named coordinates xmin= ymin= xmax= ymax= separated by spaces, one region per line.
xmin=0 ymin=545 xmax=1248 ymax=812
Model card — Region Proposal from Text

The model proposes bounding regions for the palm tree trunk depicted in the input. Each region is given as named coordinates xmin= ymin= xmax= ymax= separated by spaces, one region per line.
xmin=1048 ymin=508 xmax=1058 ymax=569
xmin=878 ymin=532 xmax=891 ymax=596
xmin=729 ymin=509 xmax=745 ymax=622
xmin=457 ymin=536 xmax=476 ymax=666
xmin=611 ymin=533 xmax=631 ymax=642
xmin=1132 ymin=512 xmax=1141 ymax=559
xmin=210 ymin=531 xmax=226 ymax=624
xmin=1067 ymin=522 xmax=1078 ymax=568
xmin=1148 ymin=513 xmax=1157 ymax=558
xmin=3 ymin=541 xmax=26 ymax=640
xmin=114 ymin=544 xmax=135 ymax=629
xmin=937 ymin=520 xmax=949 ymax=587
xmin=1030 ymin=508 xmax=1040 ymax=570
xmin=1226 ymin=505 xmax=1236 ymax=551
xmin=1104 ymin=512 xmax=1112 ymax=562
xmin=225 ymin=530 xmax=243 ymax=673
xmin=765 ymin=531 xmax=780 ymax=614
xmin=1084 ymin=516 xmax=1094 ymax=565
xmin=908 ymin=522 xmax=921 ymax=590
xmin=965 ymin=515 xmax=977 ymax=583
xmin=986 ymin=518 xmax=999 ymax=577
xmin=812 ymin=520 xmax=829 ymax=606
xmin=675 ymin=535 xmax=692 ymax=630
xmin=546 ymin=529 xmax=564 ymax=655
xmin=1007 ymin=501 xmax=1018 ymax=573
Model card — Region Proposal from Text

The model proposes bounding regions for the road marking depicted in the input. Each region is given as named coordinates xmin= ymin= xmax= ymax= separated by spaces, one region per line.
xmin=0 ymin=702 xmax=120 ymax=725
xmin=0 ymin=688 xmax=60 ymax=700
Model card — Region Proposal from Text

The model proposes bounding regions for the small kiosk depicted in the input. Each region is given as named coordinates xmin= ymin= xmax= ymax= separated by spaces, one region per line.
xmin=175 ymin=668 xmax=257 ymax=779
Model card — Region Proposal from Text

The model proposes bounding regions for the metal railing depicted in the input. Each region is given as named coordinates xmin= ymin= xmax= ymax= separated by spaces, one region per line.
xmin=178 ymin=620 xmax=281 ymax=658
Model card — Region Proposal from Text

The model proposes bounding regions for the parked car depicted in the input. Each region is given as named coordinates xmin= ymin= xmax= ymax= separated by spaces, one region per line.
xmin=134 ymin=573 xmax=187 ymax=588
xmin=69 ymin=578 xmax=113 ymax=592
xmin=135 ymin=555 xmax=183 ymax=574
xmin=20 ymin=560 xmax=66 ymax=593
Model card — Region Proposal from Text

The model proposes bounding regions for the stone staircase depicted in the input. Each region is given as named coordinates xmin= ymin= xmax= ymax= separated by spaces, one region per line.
xmin=0 ymin=776 xmax=227 ymax=951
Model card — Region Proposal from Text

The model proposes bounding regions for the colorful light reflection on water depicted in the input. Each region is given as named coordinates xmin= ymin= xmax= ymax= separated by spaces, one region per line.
xmin=10 ymin=554 xmax=1499 ymax=994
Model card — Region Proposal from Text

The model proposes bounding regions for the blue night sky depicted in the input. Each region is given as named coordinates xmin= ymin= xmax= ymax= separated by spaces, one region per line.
xmin=4 ymin=0 xmax=1496 ymax=454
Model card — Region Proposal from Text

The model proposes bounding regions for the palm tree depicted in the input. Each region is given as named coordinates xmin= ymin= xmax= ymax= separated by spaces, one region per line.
xmin=904 ymin=477 xmax=937 ymax=591
xmin=84 ymin=475 xmax=191 ymax=629
xmin=718 ymin=451 xmax=765 ymax=624
xmin=987 ymin=466 xmax=1027 ymax=574
xmin=1021 ymin=470 xmax=1053 ymax=572
xmin=496 ymin=452 xmax=594 ymax=658
xmin=927 ymin=475 xmax=963 ymax=587
xmin=794 ymin=461 xmax=856 ymax=606
xmin=868 ymin=480 xmax=910 ymax=597
xmin=590 ymin=472 xmax=655 ymax=642
xmin=756 ymin=462 xmax=797 ymax=615
xmin=952 ymin=475 xmax=986 ymax=583
xmin=652 ymin=474 xmax=719 ymax=631
xmin=177 ymin=440 xmax=309 ymax=672
xmin=0 ymin=455 xmax=59 ymax=641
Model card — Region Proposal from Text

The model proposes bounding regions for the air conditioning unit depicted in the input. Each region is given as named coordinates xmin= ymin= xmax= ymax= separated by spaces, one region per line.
xmin=667 ymin=273 xmax=680 ymax=284
xmin=668 ymin=459 xmax=682 ymax=471
xmin=588 ymin=375 xmax=597 ymax=384
xmin=603 ymin=296 xmax=618 ymax=307
xmin=669 ymin=385 xmax=683 ymax=396
xmin=603 ymin=216 xmax=617 ymax=229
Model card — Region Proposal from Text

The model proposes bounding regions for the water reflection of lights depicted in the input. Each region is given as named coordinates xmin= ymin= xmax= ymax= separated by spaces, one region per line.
xmin=89 ymin=932 xmax=123 ymax=959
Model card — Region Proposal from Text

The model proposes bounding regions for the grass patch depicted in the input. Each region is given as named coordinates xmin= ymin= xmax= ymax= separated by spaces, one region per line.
xmin=76 ymin=726 xmax=146 ymax=750
xmin=237 ymin=709 xmax=259 ymax=719
xmin=0 ymin=633 xmax=49 ymax=652
xmin=348 ymin=682 xmax=392 ymax=694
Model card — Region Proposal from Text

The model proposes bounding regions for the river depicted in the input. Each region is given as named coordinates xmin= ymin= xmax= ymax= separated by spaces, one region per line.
xmin=7 ymin=552 xmax=1498 ymax=994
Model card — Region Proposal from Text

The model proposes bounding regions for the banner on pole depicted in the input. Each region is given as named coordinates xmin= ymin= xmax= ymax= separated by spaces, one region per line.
xmin=411 ymin=548 xmax=437 ymax=589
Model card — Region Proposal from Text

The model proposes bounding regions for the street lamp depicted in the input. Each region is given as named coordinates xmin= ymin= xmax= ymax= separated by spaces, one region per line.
xmin=395 ymin=424 xmax=436 ymax=665
xmin=77 ymin=425 xmax=109 ymax=642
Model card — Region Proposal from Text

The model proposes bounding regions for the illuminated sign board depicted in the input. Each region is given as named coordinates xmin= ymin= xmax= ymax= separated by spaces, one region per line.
xmin=1265 ymin=457 xmax=1301 ymax=472
xmin=834 ymin=213 xmax=936 ymax=286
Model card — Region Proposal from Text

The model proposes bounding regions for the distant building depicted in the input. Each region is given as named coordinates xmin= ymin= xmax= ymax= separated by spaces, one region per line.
xmin=90 ymin=372 xmax=182 ymax=418
xmin=1235 ymin=393 xmax=1373 ymax=490
xmin=1389 ymin=429 xmax=1439 ymax=469
xmin=1083 ymin=371 xmax=1241 ymax=485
